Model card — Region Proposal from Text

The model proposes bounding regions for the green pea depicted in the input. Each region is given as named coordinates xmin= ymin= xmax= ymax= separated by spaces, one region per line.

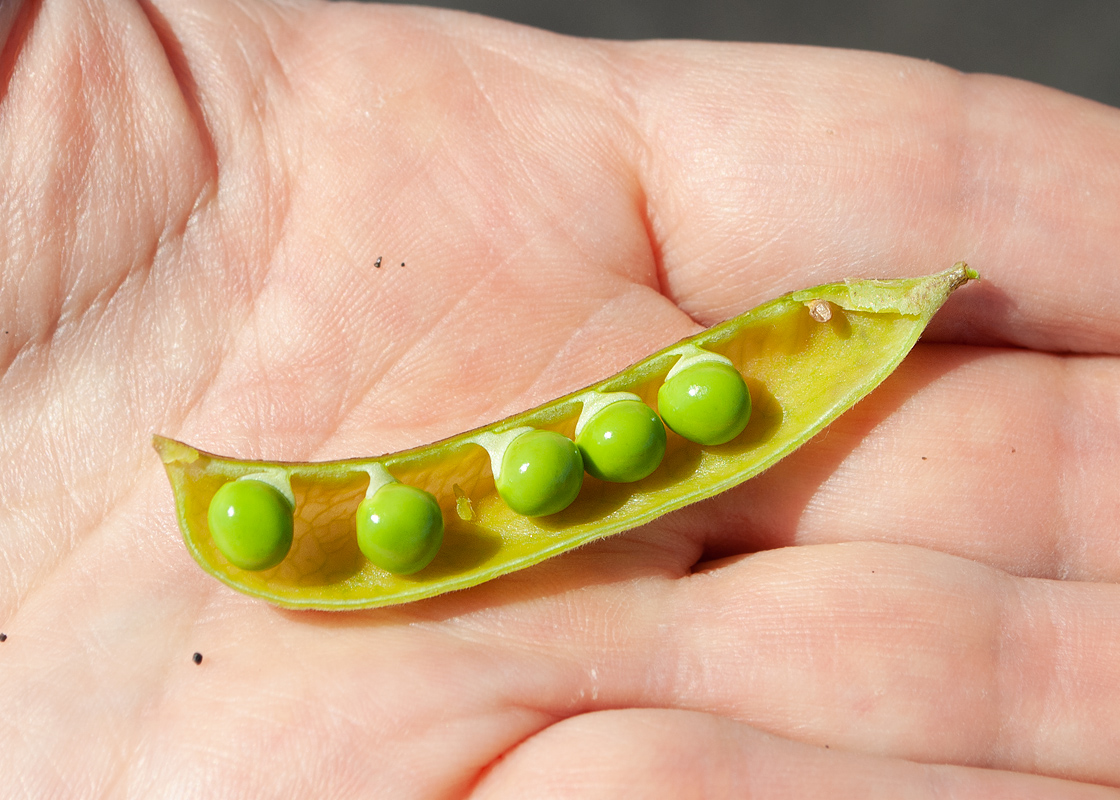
xmin=356 ymin=483 xmax=444 ymax=575
xmin=657 ymin=361 xmax=752 ymax=446
xmin=496 ymin=429 xmax=583 ymax=517
xmin=207 ymin=479 xmax=294 ymax=571
xmin=576 ymin=400 xmax=666 ymax=482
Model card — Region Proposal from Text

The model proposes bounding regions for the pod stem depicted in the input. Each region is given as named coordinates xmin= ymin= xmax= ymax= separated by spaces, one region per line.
xmin=573 ymin=391 xmax=642 ymax=437
xmin=361 ymin=463 xmax=398 ymax=499
xmin=663 ymin=345 xmax=735 ymax=382
xmin=470 ymin=427 xmax=536 ymax=482
xmin=239 ymin=471 xmax=296 ymax=509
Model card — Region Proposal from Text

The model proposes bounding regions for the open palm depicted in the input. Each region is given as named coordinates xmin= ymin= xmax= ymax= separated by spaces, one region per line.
xmin=3 ymin=1 xmax=1120 ymax=796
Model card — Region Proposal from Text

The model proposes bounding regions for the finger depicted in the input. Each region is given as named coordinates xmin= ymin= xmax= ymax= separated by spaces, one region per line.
xmin=445 ymin=541 xmax=1120 ymax=787
xmin=473 ymin=709 xmax=1119 ymax=800
xmin=672 ymin=343 xmax=1120 ymax=583
xmin=7 ymin=504 xmax=1118 ymax=795
xmin=618 ymin=40 xmax=1120 ymax=354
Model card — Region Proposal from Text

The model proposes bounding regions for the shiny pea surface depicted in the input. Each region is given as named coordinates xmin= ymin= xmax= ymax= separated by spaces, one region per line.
xmin=156 ymin=264 xmax=977 ymax=609
xmin=496 ymin=430 xmax=584 ymax=517
xmin=356 ymin=483 xmax=444 ymax=574
xmin=206 ymin=479 xmax=293 ymax=571
xmin=577 ymin=399 xmax=666 ymax=482
xmin=657 ymin=361 xmax=752 ymax=446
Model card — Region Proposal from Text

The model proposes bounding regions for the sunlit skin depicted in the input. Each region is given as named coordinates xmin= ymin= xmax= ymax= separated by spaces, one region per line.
xmin=2 ymin=1 xmax=1120 ymax=797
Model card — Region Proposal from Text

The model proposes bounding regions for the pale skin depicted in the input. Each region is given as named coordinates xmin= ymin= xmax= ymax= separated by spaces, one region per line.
xmin=2 ymin=1 xmax=1120 ymax=797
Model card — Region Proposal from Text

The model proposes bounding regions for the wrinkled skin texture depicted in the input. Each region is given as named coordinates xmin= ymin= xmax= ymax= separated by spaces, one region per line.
xmin=2 ymin=1 xmax=1120 ymax=797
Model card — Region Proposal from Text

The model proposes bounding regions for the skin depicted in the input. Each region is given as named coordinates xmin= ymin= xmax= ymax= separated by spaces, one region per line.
xmin=1 ymin=0 xmax=1119 ymax=797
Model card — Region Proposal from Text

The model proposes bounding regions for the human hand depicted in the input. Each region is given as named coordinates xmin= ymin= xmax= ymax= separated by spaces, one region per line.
xmin=2 ymin=1 xmax=1119 ymax=796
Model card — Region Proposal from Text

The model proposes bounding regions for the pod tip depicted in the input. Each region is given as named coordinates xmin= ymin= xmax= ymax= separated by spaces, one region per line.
xmin=945 ymin=261 xmax=979 ymax=291
xmin=152 ymin=434 xmax=200 ymax=465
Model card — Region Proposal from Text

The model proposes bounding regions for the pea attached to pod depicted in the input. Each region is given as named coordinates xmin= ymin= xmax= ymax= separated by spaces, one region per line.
xmin=657 ymin=360 xmax=752 ymax=446
xmin=157 ymin=264 xmax=978 ymax=610
xmin=356 ymin=482 xmax=444 ymax=575
xmin=206 ymin=478 xmax=294 ymax=571
xmin=576 ymin=397 xmax=666 ymax=483
xmin=495 ymin=429 xmax=584 ymax=517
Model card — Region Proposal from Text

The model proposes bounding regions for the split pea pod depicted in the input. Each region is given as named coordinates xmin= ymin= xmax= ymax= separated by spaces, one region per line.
xmin=154 ymin=263 xmax=977 ymax=610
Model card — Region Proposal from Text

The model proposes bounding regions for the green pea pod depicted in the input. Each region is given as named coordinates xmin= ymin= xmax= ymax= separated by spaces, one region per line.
xmin=154 ymin=263 xmax=977 ymax=609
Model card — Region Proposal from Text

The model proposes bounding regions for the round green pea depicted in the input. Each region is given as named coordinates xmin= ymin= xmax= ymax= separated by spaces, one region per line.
xmin=207 ymin=479 xmax=294 ymax=571
xmin=496 ymin=430 xmax=583 ymax=517
xmin=356 ymin=483 xmax=444 ymax=575
xmin=576 ymin=400 xmax=666 ymax=483
xmin=657 ymin=361 xmax=752 ymax=446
